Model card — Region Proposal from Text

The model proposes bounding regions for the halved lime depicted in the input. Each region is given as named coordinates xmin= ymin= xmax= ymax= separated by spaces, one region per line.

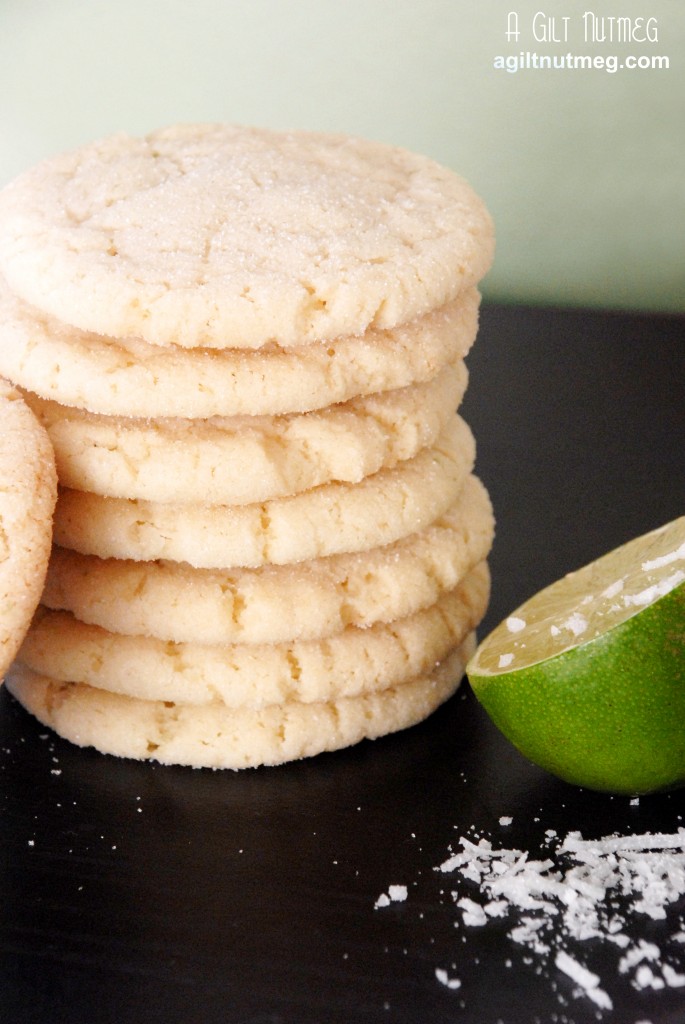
xmin=467 ymin=517 xmax=685 ymax=794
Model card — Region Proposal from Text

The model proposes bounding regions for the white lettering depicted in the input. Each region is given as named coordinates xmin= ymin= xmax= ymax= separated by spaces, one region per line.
xmin=532 ymin=11 xmax=546 ymax=42
xmin=629 ymin=16 xmax=646 ymax=43
xmin=506 ymin=11 xmax=520 ymax=42
xmin=492 ymin=50 xmax=668 ymax=75
xmin=501 ymin=10 xmax=518 ymax=41
xmin=532 ymin=11 xmax=569 ymax=43
xmin=583 ymin=12 xmax=660 ymax=43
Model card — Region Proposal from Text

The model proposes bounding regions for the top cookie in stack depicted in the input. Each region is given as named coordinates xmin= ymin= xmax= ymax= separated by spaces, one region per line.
xmin=0 ymin=124 xmax=495 ymax=769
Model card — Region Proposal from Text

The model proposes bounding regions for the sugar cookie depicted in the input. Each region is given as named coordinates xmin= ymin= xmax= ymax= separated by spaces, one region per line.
xmin=42 ymin=474 xmax=494 ymax=644
xmin=6 ymin=638 xmax=474 ymax=769
xmin=0 ymin=381 xmax=57 ymax=681
xmin=26 ymin=361 xmax=468 ymax=504
xmin=21 ymin=563 xmax=489 ymax=707
xmin=52 ymin=416 xmax=474 ymax=568
xmin=0 ymin=124 xmax=494 ymax=349
xmin=0 ymin=277 xmax=480 ymax=418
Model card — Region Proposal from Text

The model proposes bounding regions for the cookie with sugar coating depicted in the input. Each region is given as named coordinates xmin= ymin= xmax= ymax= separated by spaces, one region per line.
xmin=0 ymin=380 xmax=56 ymax=681
xmin=51 ymin=416 xmax=475 ymax=568
xmin=26 ymin=360 xmax=468 ymax=504
xmin=20 ymin=564 xmax=488 ymax=707
xmin=42 ymin=475 xmax=494 ymax=645
xmin=6 ymin=638 xmax=475 ymax=769
xmin=0 ymin=124 xmax=494 ymax=350
xmin=0 ymin=276 xmax=480 ymax=418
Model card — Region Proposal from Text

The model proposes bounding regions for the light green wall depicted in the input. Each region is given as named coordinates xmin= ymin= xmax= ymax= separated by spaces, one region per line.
xmin=1 ymin=0 xmax=682 ymax=312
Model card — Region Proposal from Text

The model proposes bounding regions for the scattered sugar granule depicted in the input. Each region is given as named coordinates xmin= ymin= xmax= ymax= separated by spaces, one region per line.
xmin=499 ymin=816 xmax=513 ymax=826
xmin=498 ymin=653 xmax=514 ymax=668
xmin=435 ymin=967 xmax=461 ymax=990
xmin=506 ymin=616 xmax=526 ymax=633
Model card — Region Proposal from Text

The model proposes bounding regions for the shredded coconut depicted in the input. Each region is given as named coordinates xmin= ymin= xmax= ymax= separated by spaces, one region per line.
xmin=560 ymin=612 xmax=588 ymax=637
xmin=623 ymin=570 xmax=685 ymax=607
xmin=433 ymin=826 xmax=685 ymax=1011
xmin=506 ymin=616 xmax=526 ymax=633
xmin=662 ymin=963 xmax=685 ymax=987
xmin=374 ymin=884 xmax=408 ymax=909
xmin=435 ymin=967 xmax=461 ymax=990
xmin=373 ymin=819 xmax=685 ymax=1014
xmin=388 ymin=884 xmax=408 ymax=903
xmin=642 ymin=541 xmax=685 ymax=572
xmin=456 ymin=896 xmax=488 ymax=926
xmin=601 ymin=579 xmax=624 ymax=599
xmin=555 ymin=951 xmax=613 ymax=1010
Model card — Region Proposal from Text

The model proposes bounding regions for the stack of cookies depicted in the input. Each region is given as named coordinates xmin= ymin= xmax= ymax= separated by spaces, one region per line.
xmin=0 ymin=124 xmax=495 ymax=769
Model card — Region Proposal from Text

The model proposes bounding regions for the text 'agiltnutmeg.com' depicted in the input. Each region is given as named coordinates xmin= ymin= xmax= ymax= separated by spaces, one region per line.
xmin=494 ymin=10 xmax=670 ymax=74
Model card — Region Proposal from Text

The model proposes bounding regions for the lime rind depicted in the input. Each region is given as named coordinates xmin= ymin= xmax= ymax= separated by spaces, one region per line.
xmin=467 ymin=516 xmax=685 ymax=794
xmin=470 ymin=583 xmax=685 ymax=794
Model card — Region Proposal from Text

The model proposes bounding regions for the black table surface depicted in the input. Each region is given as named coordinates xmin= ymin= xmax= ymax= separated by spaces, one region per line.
xmin=1 ymin=303 xmax=684 ymax=1024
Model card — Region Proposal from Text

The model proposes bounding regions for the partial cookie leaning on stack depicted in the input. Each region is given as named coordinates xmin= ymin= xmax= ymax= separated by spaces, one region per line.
xmin=0 ymin=123 xmax=495 ymax=769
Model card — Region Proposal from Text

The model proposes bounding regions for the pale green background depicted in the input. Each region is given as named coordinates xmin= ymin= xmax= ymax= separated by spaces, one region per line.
xmin=1 ymin=0 xmax=683 ymax=312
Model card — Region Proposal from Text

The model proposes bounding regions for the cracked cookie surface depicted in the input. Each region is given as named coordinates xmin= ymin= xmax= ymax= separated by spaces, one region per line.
xmin=0 ymin=124 xmax=494 ymax=350
xmin=42 ymin=475 xmax=493 ymax=645
xmin=26 ymin=361 xmax=468 ymax=504
xmin=20 ymin=564 xmax=488 ymax=707
xmin=7 ymin=638 xmax=474 ymax=768
xmin=0 ymin=381 xmax=56 ymax=680
xmin=51 ymin=416 xmax=475 ymax=568
xmin=0 ymin=275 xmax=480 ymax=418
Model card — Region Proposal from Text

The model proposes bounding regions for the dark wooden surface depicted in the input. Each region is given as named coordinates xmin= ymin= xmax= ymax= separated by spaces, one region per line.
xmin=1 ymin=303 xmax=683 ymax=1024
